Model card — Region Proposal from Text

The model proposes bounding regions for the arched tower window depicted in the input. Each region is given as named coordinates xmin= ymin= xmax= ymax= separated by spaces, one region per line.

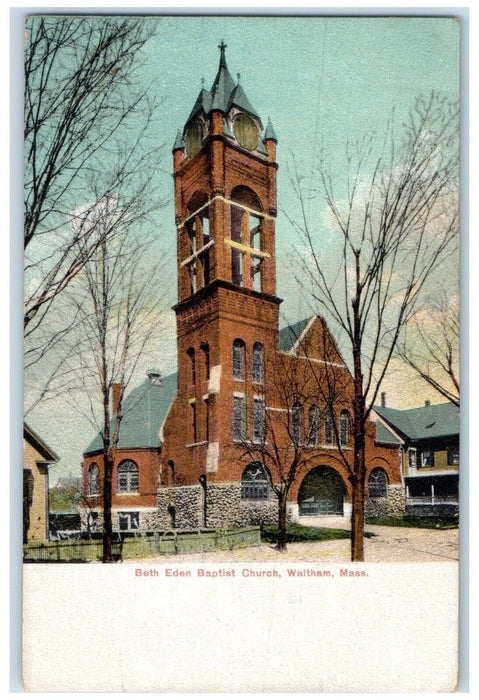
xmin=230 ymin=186 xmax=264 ymax=290
xmin=324 ymin=408 xmax=333 ymax=445
xmin=340 ymin=410 xmax=350 ymax=447
xmin=117 ymin=460 xmax=138 ymax=494
xmin=307 ymin=405 xmax=319 ymax=446
xmin=233 ymin=339 xmax=246 ymax=381
xmin=241 ymin=463 xmax=271 ymax=500
xmin=368 ymin=468 xmax=388 ymax=498
xmin=252 ymin=342 xmax=264 ymax=384
xmin=88 ymin=464 xmax=100 ymax=496
xmin=292 ymin=402 xmax=303 ymax=447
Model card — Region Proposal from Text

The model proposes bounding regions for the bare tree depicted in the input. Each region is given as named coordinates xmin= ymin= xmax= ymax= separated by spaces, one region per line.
xmin=398 ymin=294 xmax=459 ymax=405
xmin=57 ymin=198 xmax=166 ymax=561
xmin=235 ymin=321 xmax=351 ymax=551
xmin=289 ymin=92 xmax=459 ymax=560
xmin=24 ymin=16 xmax=164 ymax=347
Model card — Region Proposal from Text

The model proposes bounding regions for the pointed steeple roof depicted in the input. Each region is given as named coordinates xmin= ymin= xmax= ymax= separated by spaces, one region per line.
xmin=173 ymin=129 xmax=185 ymax=151
xmin=228 ymin=82 xmax=260 ymax=120
xmin=210 ymin=40 xmax=236 ymax=112
xmin=186 ymin=87 xmax=213 ymax=123
xmin=264 ymin=117 xmax=278 ymax=141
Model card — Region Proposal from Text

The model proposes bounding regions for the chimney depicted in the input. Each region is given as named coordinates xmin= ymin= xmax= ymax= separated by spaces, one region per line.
xmin=381 ymin=392 xmax=386 ymax=408
xmin=147 ymin=369 xmax=162 ymax=386
xmin=425 ymin=399 xmax=431 ymax=406
xmin=111 ymin=383 xmax=122 ymax=416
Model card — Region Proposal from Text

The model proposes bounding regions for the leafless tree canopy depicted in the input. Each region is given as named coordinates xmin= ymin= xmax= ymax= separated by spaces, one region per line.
xmin=24 ymin=16 xmax=164 ymax=346
xmin=59 ymin=199 xmax=166 ymax=561
xmin=399 ymin=294 xmax=459 ymax=405
xmin=288 ymin=92 xmax=459 ymax=560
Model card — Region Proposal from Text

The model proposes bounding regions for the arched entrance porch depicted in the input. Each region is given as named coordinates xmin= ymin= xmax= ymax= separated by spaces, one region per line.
xmin=298 ymin=466 xmax=347 ymax=517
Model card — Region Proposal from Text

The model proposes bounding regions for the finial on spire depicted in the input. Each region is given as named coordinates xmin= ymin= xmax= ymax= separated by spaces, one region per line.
xmin=237 ymin=73 xmax=241 ymax=84
xmin=201 ymin=77 xmax=205 ymax=88
xmin=218 ymin=40 xmax=227 ymax=55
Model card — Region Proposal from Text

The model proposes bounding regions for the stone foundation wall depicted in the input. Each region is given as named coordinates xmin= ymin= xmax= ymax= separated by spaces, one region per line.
xmin=156 ymin=483 xmax=279 ymax=529
xmin=157 ymin=485 xmax=203 ymax=529
xmin=80 ymin=508 xmax=164 ymax=532
xmin=365 ymin=485 xmax=406 ymax=518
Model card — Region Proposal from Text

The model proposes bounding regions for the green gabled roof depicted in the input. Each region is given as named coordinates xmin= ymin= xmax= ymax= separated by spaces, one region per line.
xmin=210 ymin=51 xmax=236 ymax=112
xmin=186 ymin=88 xmax=213 ymax=124
xmin=227 ymin=83 xmax=260 ymax=120
xmin=375 ymin=420 xmax=402 ymax=445
xmin=84 ymin=372 xmax=178 ymax=455
xmin=184 ymin=46 xmax=262 ymax=136
xmin=374 ymin=402 xmax=459 ymax=441
xmin=173 ymin=129 xmax=185 ymax=151
xmin=278 ymin=317 xmax=312 ymax=352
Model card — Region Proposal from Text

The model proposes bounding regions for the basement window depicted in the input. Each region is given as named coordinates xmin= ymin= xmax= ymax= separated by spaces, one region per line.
xmin=118 ymin=512 xmax=139 ymax=531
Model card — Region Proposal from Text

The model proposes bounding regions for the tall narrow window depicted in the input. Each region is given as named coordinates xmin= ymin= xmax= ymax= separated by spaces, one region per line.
xmin=199 ymin=213 xmax=211 ymax=286
xmin=307 ymin=406 xmax=319 ymax=446
xmin=249 ymin=214 xmax=261 ymax=248
xmin=251 ymin=257 xmax=263 ymax=292
xmin=252 ymin=342 xmax=264 ymax=384
xmin=88 ymin=464 xmax=100 ymax=496
xmin=233 ymin=339 xmax=246 ymax=381
xmin=117 ymin=460 xmax=138 ymax=493
xmin=340 ymin=411 xmax=350 ymax=447
xmin=231 ymin=206 xmax=243 ymax=286
xmin=292 ymin=402 xmax=302 ymax=447
xmin=253 ymin=398 xmax=265 ymax=443
xmin=324 ymin=409 xmax=333 ymax=445
xmin=201 ymin=343 xmax=210 ymax=381
xmin=204 ymin=398 xmax=210 ymax=443
xmin=187 ymin=348 xmax=196 ymax=389
xmin=233 ymin=396 xmax=246 ymax=441
xmin=190 ymin=401 xmax=197 ymax=443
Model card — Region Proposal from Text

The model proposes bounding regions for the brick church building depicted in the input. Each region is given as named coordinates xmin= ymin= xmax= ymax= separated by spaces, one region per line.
xmin=82 ymin=45 xmax=403 ymax=531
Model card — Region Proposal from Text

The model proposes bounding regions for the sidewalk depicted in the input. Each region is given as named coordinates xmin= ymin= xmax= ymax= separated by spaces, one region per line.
xmin=133 ymin=525 xmax=459 ymax=564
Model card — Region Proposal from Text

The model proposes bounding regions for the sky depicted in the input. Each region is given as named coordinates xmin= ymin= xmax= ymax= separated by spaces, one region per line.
xmin=21 ymin=14 xmax=460 ymax=479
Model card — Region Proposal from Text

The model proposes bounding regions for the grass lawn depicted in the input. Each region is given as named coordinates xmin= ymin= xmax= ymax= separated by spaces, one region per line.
xmin=261 ymin=523 xmax=372 ymax=544
xmin=365 ymin=515 xmax=458 ymax=529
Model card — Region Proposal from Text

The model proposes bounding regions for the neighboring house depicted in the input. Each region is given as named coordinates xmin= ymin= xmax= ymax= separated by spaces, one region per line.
xmin=374 ymin=402 xmax=460 ymax=516
xmin=23 ymin=423 xmax=59 ymax=543
xmin=81 ymin=371 xmax=177 ymax=532
xmin=81 ymin=46 xmax=403 ymax=532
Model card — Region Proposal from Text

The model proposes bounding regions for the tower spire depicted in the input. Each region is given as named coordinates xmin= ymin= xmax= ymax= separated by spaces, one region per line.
xmin=218 ymin=40 xmax=227 ymax=67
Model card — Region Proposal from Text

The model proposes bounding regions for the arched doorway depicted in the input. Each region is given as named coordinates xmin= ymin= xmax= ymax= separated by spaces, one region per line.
xmin=298 ymin=467 xmax=346 ymax=516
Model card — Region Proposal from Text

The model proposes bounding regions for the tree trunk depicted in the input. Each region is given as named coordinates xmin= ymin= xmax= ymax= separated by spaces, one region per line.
xmin=102 ymin=448 xmax=113 ymax=562
xmin=350 ymin=475 xmax=365 ymax=561
xmin=277 ymin=492 xmax=288 ymax=552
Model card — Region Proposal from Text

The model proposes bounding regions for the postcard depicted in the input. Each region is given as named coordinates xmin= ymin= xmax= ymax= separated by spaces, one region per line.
xmin=21 ymin=14 xmax=461 ymax=692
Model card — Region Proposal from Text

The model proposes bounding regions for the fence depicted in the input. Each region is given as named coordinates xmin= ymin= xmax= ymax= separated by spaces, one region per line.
xmin=23 ymin=527 xmax=261 ymax=563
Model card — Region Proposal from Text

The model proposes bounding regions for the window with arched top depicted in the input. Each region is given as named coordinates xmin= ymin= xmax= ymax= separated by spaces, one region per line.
xmin=88 ymin=463 xmax=100 ymax=496
xmin=368 ymin=468 xmax=388 ymax=498
xmin=307 ymin=405 xmax=319 ymax=446
xmin=340 ymin=410 xmax=350 ymax=447
xmin=233 ymin=339 xmax=246 ymax=381
xmin=292 ymin=402 xmax=303 ymax=447
xmin=324 ymin=409 xmax=333 ymax=445
xmin=252 ymin=342 xmax=264 ymax=384
xmin=117 ymin=460 xmax=138 ymax=494
xmin=241 ymin=463 xmax=271 ymax=500
xmin=230 ymin=186 xmax=264 ymax=290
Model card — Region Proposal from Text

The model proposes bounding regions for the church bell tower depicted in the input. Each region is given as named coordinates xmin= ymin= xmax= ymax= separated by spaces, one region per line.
xmin=170 ymin=42 xmax=281 ymax=481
